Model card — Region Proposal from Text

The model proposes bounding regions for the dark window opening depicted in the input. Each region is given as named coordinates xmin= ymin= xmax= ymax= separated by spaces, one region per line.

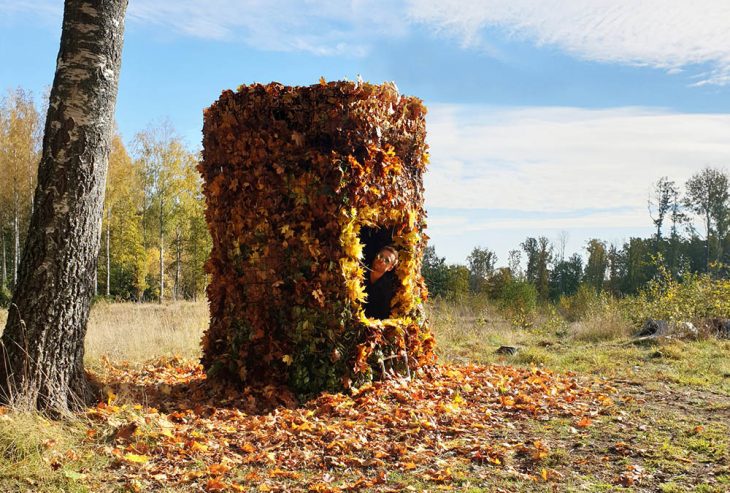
xmin=359 ymin=226 xmax=394 ymax=267
xmin=358 ymin=225 xmax=402 ymax=320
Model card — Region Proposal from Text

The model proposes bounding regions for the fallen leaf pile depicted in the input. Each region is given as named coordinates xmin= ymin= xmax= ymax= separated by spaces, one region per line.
xmin=199 ymin=80 xmax=433 ymax=395
xmin=81 ymin=357 xmax=616 ymax=491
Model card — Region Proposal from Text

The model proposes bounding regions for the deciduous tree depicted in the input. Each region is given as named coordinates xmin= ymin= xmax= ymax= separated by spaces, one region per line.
xmin=685 ymin=167 xmax=730 ymax=271
xmin=133 ymin=124 xmax=194 ymax=302
xmin=521 ymin=236 xmax=552 ymax=301
xmin=0 ymin=0 xmax=127 ymax=413
xmin=0 ymin=89 xmax=41 ymax=288
xmin=584 ymin=239 xmax=608 ymax=292
xmin=466 ymin=246 xmax=497 ymax=294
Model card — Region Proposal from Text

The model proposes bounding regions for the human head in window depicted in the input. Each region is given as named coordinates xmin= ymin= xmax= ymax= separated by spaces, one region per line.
xmin=363 ymin=245 xmax=399 ymax=320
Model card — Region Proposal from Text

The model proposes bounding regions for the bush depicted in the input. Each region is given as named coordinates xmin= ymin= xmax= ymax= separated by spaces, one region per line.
xmin=557 ymin=283 xmax=599 ymax=322
xmin=624 ymin=271 xmax=730 ymax=327
xmin=571 ymin=295 xmax=631 ymax=342
xmin=497 ymin=279 xmax=537 ymax=325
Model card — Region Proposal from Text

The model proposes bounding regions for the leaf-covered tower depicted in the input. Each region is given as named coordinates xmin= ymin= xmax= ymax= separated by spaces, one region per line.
xmin=199 ymin=81 xmax=435 ymax=394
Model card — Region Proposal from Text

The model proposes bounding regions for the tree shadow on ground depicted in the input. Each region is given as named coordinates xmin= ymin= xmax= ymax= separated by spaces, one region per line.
xmin=87 ymin=356 xmax=299 ymax=416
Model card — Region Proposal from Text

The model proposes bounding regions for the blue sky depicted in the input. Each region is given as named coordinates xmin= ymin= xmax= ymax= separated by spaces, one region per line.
xmin=3 ymin=0 xmax=730 ymax=265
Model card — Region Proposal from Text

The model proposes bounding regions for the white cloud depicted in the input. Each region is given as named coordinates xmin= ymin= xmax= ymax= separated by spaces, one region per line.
xmin=0 ymin=0 xmax=409 ymax=56
xmin=432 ymin=209 xmax=650 ymax=235
xmin=0 ymin=0 xmax=59 ymax=23
xmin=425 ymin=104 xmax=730 ymax=213
xmin=408 ymin=0 xmax=730 ymax=86
xmin=6 ymin=0 xmax=730 ymax=82
xmin=128 ymin=0 xmax=412 ymax=55
xmin=423 ymin=103 xmax=730 ymax=262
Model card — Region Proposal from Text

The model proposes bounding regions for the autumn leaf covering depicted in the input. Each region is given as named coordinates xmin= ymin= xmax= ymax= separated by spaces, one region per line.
xmin=199 ymin=80 xmax=434 ymax=394
xmin=83 ymin=357 xmax=616 ymax=492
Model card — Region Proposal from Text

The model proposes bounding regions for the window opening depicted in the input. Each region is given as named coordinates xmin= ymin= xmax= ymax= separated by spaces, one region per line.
xmin=358 ymin=225 xmax=410 ymax=379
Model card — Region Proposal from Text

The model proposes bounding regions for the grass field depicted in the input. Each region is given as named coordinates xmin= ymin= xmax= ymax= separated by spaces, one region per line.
xmin=0 ymin=299 xmax=728 ymax=492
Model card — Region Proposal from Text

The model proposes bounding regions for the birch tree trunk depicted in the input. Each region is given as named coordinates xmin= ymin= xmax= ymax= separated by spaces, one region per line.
xmin=12 ymin=195 xmax=19 ymax=286
xmin=159 ymin=200 xmax=164 ymax=304
xmin=1 ymin=227 xmax=6 ymax=289
xmin=106 ymin=207 xmax=111 ymax=297
xmin=174 ymin=227 xmax=181 ymax=301
xmin=0 ymin=0 xmax=127 ymax=414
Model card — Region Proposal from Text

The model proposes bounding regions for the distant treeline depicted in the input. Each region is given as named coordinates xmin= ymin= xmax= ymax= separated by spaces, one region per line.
xmin=1 ymin=88 xmax=210 ymax=304
xmin=424 ymin=168 xmax=730 ymax=302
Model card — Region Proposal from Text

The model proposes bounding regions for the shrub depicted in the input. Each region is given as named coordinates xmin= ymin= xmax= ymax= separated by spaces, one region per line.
xmin=571 ymin=294 xmax=631 ymax=342
xmin=558 ymin=283 xmax=599 ymax=322
xmin=497 ymin=278 xmax=537 ymax=326
xmin=625 ymin=271 xmax=730 ymax=327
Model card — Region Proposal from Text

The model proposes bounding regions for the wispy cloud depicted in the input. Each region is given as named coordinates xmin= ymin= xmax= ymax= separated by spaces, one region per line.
xmin=431 ymin=209 xmax=650 ymax=234
xmin=423 ymin=104 xmax=730 ymax=261
xmin=130 ymin=0 xmax=412 ymax=55
xmin=0 ymin=0 xmax=409 ymax=56
xmin=6 ymin=0 xmax=730 ymax=83
xmin=0 ymin=0 xmax=59 ymax=24
xmin=425 ymin=104 xmax=730 ymax=213
xmin=408 ymin=0 xmax=730 ymax=86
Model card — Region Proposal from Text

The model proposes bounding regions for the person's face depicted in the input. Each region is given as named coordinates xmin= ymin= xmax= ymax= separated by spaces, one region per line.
xmin=373 ymin=249 xmax=397 ymax=273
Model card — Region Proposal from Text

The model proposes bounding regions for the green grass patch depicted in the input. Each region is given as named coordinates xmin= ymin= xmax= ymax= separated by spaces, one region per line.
xmin=0 ymin=411 xmax=102 ymax=492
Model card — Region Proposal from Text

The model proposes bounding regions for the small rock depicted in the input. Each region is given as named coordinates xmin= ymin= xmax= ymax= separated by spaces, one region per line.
xmin=673 ymin=321 xmax=698 ymax=340
xmin=637 ymin=319 xmax=669 ymax=337
xmin=708 ymin=318 xmax=730 ymax=339
xmin=636 ymin=319 xmax=698 ymax=340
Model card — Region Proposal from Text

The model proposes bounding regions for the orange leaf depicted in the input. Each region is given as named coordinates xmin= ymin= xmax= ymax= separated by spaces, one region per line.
xmin=208 ymin=463 xmax=230 ymax=475
xmin=206 ymin=478 xmax=228 ymax=491
xmin=241 ymin=442 xmax=256 ymax=453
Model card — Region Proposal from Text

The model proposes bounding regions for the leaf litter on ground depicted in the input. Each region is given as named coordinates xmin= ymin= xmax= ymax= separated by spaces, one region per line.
xmin=77 ymin=357 xmax=617 ymax=491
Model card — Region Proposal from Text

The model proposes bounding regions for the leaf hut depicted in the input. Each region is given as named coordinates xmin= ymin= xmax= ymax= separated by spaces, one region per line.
xmin=199 ymin=80 xmax=435 ymax=394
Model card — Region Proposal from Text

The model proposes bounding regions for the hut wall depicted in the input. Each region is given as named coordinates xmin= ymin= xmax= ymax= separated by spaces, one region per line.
xmin=199 ymin=81 xmax=435 ymax=393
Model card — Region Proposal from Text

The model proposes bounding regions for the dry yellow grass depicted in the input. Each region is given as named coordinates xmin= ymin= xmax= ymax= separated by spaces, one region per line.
xmin=0 ymin=296 xmax=632 ymax=370
xmin=427 ymin=295 xmax=520 ymax=364
xmin=0 ymin=301 xmax=212 ymax=370
xmin=569 ymin=297 xmax=633 ymax=342
xmin=5 ymin=297 xmax=512 ymax=367
xmin=83 ymin=300 xmax=208 ymax=366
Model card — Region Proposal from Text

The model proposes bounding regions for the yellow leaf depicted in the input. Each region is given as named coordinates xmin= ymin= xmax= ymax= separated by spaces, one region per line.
xmin=190 ymin=441 xmax=209 ymax=453
xmin=123 ymin=453 xmax=149 ymax=464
